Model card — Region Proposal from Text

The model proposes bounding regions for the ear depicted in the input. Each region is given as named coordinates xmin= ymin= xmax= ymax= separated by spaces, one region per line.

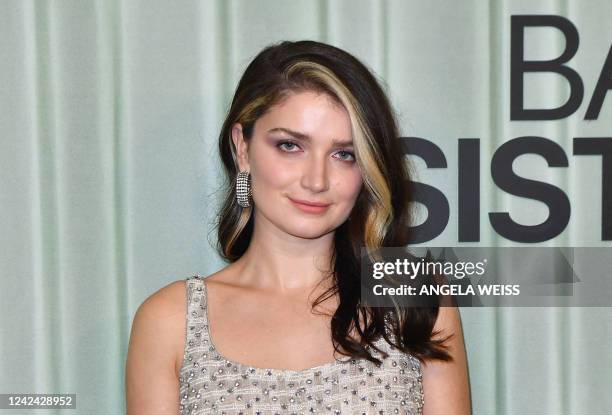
xmin=231 ymin=123 xmax=250 ymax=172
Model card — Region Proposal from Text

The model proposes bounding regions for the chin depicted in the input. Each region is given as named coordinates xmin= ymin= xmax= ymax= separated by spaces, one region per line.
xmin=283 ymin=222 xmax=335 ymax=239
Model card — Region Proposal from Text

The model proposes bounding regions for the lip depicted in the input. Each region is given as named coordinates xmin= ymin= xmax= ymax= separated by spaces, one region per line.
xmin=288 ymin=197 xmax=331 ymax=213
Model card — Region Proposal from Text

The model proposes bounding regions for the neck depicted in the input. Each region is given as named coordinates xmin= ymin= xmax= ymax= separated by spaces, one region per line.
xmin=230 ymin=218 xmax=336 ymax=295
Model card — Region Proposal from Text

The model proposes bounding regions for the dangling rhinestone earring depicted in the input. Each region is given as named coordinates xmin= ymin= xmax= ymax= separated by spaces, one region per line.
xmin=235 ymin=170 xmax=252 ymax=207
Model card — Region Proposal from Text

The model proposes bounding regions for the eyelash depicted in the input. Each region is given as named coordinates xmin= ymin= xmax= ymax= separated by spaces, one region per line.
xmin=276 ymin=140 xmax=356 ymax=162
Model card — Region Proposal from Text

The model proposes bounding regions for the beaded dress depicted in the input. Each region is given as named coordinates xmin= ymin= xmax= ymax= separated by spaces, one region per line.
xmin=178 ymin=275 xmax=424 ymax=414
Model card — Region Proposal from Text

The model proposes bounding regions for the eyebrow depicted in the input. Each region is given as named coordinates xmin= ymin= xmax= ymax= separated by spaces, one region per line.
xmin=267 ymin=127 xmax=353 ymax=146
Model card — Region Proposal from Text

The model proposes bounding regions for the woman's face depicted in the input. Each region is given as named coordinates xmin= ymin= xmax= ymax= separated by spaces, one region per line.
xmin=232 ymin=90 xmax=363 ymax=240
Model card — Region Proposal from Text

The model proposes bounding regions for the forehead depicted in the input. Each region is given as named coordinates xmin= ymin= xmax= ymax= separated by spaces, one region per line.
xmin=255 ymin=91 xmax=352 ymax=141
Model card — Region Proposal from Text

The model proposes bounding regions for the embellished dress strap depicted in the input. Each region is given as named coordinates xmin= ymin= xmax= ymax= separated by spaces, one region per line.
xmin=179 ymin=275 xmax=213 ymax=413
xmin=184 ymin=275 xmax=210 ymax=354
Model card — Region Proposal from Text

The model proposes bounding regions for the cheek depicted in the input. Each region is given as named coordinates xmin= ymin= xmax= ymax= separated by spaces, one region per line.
xmin=250 ymin=148 xmax=294 ymax=187
xmin=334 ymin=170 xmax=363 ymax=202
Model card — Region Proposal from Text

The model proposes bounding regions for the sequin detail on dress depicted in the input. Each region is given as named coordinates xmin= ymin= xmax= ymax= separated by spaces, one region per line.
xmin=178 ymin=275 xmax=424 ymax=414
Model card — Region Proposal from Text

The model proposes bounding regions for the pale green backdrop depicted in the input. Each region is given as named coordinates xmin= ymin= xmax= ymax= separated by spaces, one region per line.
xmin=1 ymin=0 xmax=611 ymax=414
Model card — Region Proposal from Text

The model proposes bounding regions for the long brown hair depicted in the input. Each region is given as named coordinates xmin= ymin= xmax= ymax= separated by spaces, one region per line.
xmin=215 ymin=40 xmax=451 ymax=365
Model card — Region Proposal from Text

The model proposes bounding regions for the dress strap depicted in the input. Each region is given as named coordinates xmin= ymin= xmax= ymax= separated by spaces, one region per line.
xmin=186 ymin=275 xmax=206 ymax=312
xmin=184 ymin=275 xmax=209 ymax=352
xmin=179 ymin=275 xmax=212 ymax=406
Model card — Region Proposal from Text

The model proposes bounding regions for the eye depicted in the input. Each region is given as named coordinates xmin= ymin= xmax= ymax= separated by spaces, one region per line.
xmin=334 ymin=150 xmax=356 ymax=162
xmin=277 ymin=140 xmax=301 ymax=152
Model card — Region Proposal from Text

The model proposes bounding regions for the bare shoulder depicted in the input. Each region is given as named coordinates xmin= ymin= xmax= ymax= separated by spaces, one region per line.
xmin=421 ymin=305 xmax=471 ymax=415
xmin=136 ymin=279 xmax=187 ymax=320
xmin=125 ymin=278 xmax=190 ymax=414
xmin=128 ymin=279 xmax=189 ymax=378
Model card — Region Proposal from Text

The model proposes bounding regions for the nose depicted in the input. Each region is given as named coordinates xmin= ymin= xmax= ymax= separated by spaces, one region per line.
xmin=300 ymin=153 xmax=329 ymax=192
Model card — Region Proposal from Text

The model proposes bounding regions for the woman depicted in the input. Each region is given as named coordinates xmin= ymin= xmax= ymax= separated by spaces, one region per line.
xmin=126 ymin=40 xmax=471 ymax=414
